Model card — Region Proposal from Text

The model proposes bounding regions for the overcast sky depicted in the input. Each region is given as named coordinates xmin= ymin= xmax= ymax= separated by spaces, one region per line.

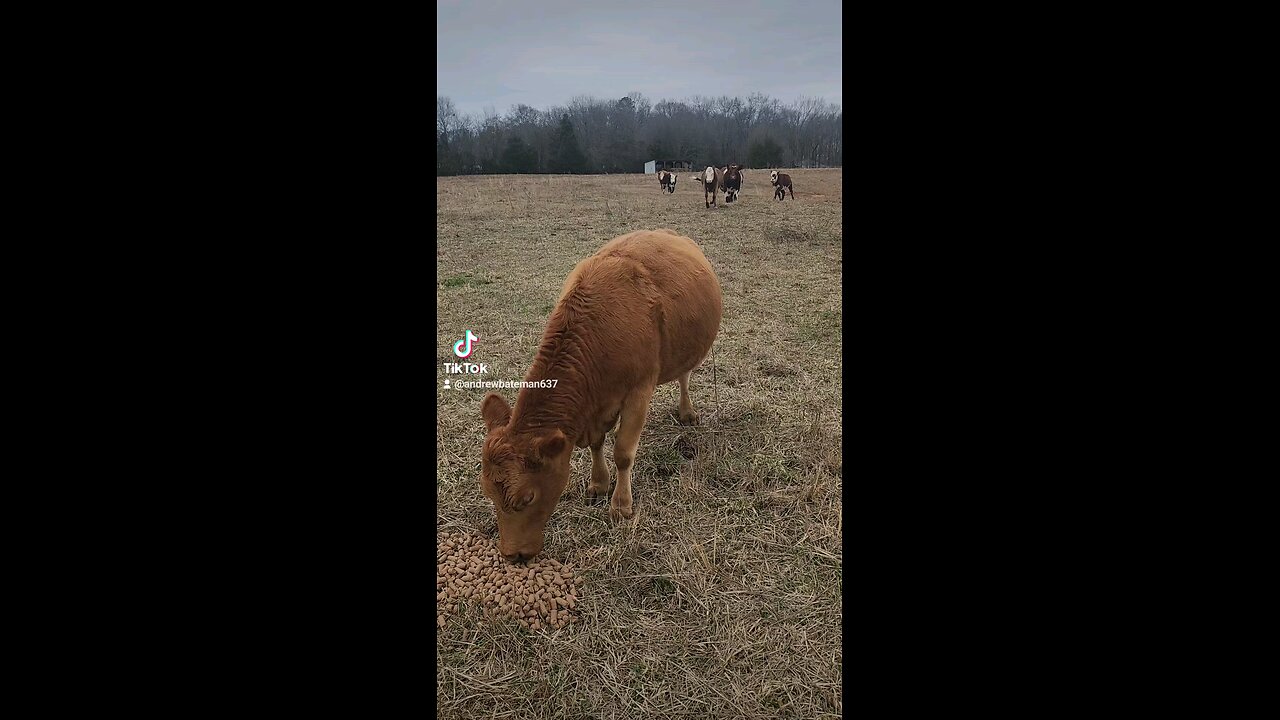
xmin=437 ymin=0 xmax=841 ymax=119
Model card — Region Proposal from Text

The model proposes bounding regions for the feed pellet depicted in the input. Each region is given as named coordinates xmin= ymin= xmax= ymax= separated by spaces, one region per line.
xmin=436 ymin=530 xmax=579 ymax=630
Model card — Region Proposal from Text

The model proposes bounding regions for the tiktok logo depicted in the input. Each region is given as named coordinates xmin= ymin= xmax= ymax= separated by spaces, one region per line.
xmin=453 ymin=330 xmax=478 ymax=359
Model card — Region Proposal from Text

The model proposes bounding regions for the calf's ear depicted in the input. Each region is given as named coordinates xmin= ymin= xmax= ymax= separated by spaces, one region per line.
xmin=481 ymin=393 xmax=511 ymax=431
xmin=533 ymin=429 xmax=568 ymax=461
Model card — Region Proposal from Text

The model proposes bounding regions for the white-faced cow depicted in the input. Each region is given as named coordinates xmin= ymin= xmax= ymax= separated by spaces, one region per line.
xmin=658 ymin=170 xmax=677 ymax=193
xmin=700 ymin=166 xmax=719 ymax=208
xmin=770 ymin=170 xmax=794 ymax=201
xmin=478 ymin=229 xmax=723 ymax=562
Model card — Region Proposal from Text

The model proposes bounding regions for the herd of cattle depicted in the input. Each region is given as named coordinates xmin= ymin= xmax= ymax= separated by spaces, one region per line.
xmin=656 ymin=167 xmax=794 ymax=207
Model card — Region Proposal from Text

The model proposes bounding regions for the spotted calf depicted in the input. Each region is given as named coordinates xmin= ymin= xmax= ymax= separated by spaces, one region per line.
xmin=658 ymin=170 xmax=677 ymax=194
xmin=718 ymin=164 xmax=743 ymax=203
xmin=770 ymin=170 xmax=794 ymax=201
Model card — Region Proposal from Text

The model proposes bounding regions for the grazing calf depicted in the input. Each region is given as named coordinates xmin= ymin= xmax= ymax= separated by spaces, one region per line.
xmin=770 ymin=170 xmax=794 ymax=201
xmin=657 ymin=170 xmax=677 ymax=193
xmin=718 ymin=164 xmax=743 ymax=203
xmin=479 ymin=229 xmax=723 ymax=561
xmin=700 ymin=166 xmax=719 ymax=208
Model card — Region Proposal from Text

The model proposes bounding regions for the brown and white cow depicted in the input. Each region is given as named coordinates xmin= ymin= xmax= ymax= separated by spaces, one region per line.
xmin=658 ymin=169 xmax=677 ymax=193
xmin=479 ymin=229 xmax=723 ymax=562
xmin=770 ymin=170 xmax=794 ymax=200
xmin=718 ymin=164 xmax=743 ymax=203
xmin=700 ymin=166 xmax=719 ymax=208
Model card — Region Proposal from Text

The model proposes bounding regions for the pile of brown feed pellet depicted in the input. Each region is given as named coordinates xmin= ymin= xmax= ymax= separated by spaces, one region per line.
xmin=436 ymin=530 xmax=580 ymax=631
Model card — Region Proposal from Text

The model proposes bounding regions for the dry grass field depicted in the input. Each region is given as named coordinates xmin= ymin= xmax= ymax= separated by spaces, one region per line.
xmin=436 ymin=168 xmax=843 ymax=719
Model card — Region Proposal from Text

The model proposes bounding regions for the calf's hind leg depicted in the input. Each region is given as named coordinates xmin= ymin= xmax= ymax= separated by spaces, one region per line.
xmin=677 ymin=371 xmax=698 ymax=425
xmin=610 ymin=388 xmax=653 ymax=522
xmin=586 ymin=434 xmax=610 ymax=504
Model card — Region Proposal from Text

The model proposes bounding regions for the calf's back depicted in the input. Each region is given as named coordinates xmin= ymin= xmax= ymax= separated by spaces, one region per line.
xmin=555 ymin=228 xmax=722 ymax=388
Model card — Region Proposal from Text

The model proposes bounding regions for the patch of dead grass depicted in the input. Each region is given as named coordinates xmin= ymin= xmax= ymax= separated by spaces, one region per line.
xmin=437 ymin=168 xmax=842 ymax=719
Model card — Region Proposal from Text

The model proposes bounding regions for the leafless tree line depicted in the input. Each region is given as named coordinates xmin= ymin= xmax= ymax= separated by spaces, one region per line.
xmin=437 ymin=92 xmax=841 ymax=175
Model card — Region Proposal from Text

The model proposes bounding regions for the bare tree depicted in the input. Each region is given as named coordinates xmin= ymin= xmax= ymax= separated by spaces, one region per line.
xmin=437 ymin=96 xmax=460 ymax=141
xmin=436 ymin=92 xmax=841 ymax=174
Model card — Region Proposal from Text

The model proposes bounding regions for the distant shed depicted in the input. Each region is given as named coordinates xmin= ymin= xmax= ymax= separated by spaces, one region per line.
xmin=644 ymin=159 xmax=693 ymax=174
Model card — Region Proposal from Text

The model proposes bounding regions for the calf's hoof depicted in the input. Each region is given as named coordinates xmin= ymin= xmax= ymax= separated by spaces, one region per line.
xmin=677 ymin=409 xmax=699 ymax=425
xmin=609 ymin=503 xmax=634 ymax=522
xmin=585 ymin=486 xmax=609 ymax=505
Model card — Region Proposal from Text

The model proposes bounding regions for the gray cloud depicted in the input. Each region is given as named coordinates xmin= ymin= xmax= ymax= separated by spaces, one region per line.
xmin=437 ymin=0 xmax=841 ymax=118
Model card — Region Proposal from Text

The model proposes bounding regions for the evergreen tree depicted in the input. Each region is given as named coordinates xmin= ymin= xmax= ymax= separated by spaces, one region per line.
xmin=549 ymin=114 xmax=587 ymax=173
xmin=500 ymin=135 xmax=538 ymax=174
xmin=748 ymin=137 xmax=784 ymax=168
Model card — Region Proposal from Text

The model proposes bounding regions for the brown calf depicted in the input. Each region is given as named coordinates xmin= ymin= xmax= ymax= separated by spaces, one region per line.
xmin=479 ymin=229 xmax=723 ymax=562
xmin=770 ymin=170 xmax=794 ymax=200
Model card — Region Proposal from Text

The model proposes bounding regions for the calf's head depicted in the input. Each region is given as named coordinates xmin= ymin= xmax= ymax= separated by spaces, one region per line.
xmin=479 ymin=393 xmax=573 ymax=563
